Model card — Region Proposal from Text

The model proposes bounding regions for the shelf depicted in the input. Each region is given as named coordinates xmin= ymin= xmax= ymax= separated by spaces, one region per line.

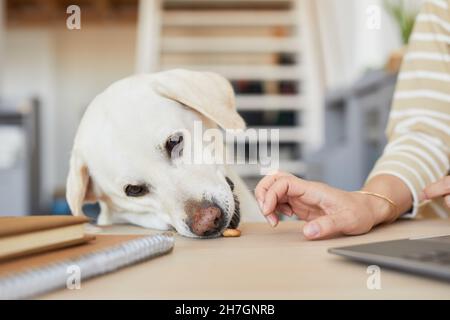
xmin=150 ymin=0 xmax=312 ymax=180
xmin=225 ymin=127 xmax=305 ymax=143
xmin=6 ymin=0 xmax=138 ymax=26
xmin=261 ymin=127 xmax=305 ymax=142
xmin=160 ymin=53 xmax=281 ymax=66
xmin=164 ymin=0 xmax=293 ymax=11
xmin=235 ymin=95 xmax=304 ymax=111
xmin=161 ymin=37 xmax=301 ymax=53
xmin=163 ymin=10 xmax=297 ymax=27
xmin=231 ymin=160 xmax=307 ymax=177
xmin=160 ymin=65 xmax=302 ymax=80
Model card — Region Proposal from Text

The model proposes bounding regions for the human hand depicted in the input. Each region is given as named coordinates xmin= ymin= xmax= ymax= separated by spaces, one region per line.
xmin=255 ymin=172 xmax=394 ymax=240
xmin=421 ymin=176 xmax=450 ymax=208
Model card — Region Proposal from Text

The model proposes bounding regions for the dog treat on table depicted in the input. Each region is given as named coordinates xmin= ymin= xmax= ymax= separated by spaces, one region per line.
xmin=222 ymin=228 xmax=241 ymax=237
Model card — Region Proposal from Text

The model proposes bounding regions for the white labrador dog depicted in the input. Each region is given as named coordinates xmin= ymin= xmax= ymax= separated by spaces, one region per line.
xmin=66 ymin=69 xmax=262 ymax=238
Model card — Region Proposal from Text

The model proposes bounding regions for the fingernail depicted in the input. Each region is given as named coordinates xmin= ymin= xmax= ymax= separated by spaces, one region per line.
xmin=304 ymin=223 xmax=320 ymax=238
xmin=262 ymin=202 xmax=270 ymax=215
xmin=266 ymin=214 xmax=278 ymax=227
xmin=257 ymin=199 xmax=264 ymax=212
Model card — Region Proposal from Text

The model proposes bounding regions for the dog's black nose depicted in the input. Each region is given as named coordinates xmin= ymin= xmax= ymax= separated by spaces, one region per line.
xmin=189 ymin=204 xmax=224 ymax=237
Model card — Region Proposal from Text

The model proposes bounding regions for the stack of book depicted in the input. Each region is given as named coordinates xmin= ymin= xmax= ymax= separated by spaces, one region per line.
xmin=0 ymin=215 xmax=174 ymax=299
xmin=0 ymin=216 xmax=90 ymax=260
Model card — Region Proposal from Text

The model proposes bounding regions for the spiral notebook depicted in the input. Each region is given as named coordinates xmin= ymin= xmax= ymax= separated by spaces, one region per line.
xmin=0 ymin=233 xmax=174 ymax=299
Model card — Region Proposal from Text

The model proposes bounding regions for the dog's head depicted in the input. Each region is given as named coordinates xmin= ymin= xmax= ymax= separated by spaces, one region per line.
xmin=66 ymin=69 xmax=245 ymax=238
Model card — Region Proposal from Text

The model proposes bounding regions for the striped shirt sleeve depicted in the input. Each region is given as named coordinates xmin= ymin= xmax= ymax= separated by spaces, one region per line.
xmin=367 ymin=0 xmax=450 ymax=218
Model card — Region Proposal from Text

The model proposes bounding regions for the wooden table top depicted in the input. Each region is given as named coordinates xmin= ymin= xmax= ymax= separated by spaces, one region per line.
xmin=43 ymin=219 xmax=450 ymax=299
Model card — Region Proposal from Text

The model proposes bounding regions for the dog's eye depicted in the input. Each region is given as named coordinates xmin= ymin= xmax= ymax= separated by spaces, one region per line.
xmin=165 ymin=133 xmax=184 ymax=158
xmin=124 ymin=184 xmax=149 ymax=197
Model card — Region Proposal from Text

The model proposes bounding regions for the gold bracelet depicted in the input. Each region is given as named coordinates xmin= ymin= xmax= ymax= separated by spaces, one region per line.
xmin=354 ymin=191 xmax=398 ymax=216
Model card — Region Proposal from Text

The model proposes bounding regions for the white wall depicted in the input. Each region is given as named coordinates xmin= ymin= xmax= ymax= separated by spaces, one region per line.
xmin=1 ymin=29 xmax=58 ymax=208
xmin=1 ymin=25 xmax=136 ymax=208
xmin=52 ymin=26 xmax=137 ymax=190
xmin=315 ymin=0 xmax=407 ymax=89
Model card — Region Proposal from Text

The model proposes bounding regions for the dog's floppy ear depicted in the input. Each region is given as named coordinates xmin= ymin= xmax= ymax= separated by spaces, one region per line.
xmin=151 ymin=69 xmax=245 ymax=129
xmin=66 ymin=150 xmax=97 ymax=216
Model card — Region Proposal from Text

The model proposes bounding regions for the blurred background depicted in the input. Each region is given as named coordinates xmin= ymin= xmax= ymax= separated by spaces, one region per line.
xmin=0 ymin=0 xmax=422 ymax=216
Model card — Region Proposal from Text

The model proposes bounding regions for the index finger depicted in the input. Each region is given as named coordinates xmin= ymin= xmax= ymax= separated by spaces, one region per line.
xmin=423 ymin=176 xmax=450 ymax=200
xmin=254 ymin=171 xmax=292 ymax=204
xmin=262 ymin=176 xmax=315 ymax=215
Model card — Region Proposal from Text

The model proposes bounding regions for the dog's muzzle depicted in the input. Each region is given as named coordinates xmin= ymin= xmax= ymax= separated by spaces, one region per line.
xmin=185 ymin=200 xmax=226 ymax=237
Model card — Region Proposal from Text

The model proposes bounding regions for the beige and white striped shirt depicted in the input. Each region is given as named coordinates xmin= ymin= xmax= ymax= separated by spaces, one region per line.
xmin=368 ymin=0 xmax=450 ymax=218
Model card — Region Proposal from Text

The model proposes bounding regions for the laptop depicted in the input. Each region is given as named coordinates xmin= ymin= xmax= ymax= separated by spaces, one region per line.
xmin=329 ymin=235 xmax=450 ymax=280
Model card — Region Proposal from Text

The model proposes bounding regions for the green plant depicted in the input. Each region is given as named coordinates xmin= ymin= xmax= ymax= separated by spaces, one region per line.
xmin=383 ymin=0 xmax=419 ymax=44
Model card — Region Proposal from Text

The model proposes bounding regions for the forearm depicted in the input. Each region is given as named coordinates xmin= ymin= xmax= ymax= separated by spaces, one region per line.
xmin=361 ymin=174 xmax=413 ymax=224
xmin=362 ymin=1 xmax=450 ymax=221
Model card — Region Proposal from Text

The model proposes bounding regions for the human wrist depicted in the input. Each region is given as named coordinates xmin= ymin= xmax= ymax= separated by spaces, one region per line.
xmin=363 ymin=175 xmax=414 ymax=219
xmin=354 ymin=190 xmax=397 ymax=225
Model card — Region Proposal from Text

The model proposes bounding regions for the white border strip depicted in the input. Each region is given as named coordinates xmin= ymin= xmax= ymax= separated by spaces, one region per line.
xmin=399 ymin=71 xmax=450 ymax=82
xmin=405 ymin=52 xmax=450 ymax=62
xmin=426 ymin=0 xmax=448 ymax=10
xmin=416 ymin=13 xmax=450 ymax=32
xmin=411 ymin=33 xmax=450 ymax=43
xmin=395 ymin=90 xmax=450 ymax=103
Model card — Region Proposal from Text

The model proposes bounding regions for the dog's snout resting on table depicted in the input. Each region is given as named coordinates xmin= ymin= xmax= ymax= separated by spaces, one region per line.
xmin=66 ymin=69 xmax=261 ymax=238
xmin=185 ymin=200 xmax=225 ymax=237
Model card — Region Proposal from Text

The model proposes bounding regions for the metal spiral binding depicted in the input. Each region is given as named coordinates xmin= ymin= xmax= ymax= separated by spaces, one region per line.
xmin=0 ymin=233 xmax=174 ymax=300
